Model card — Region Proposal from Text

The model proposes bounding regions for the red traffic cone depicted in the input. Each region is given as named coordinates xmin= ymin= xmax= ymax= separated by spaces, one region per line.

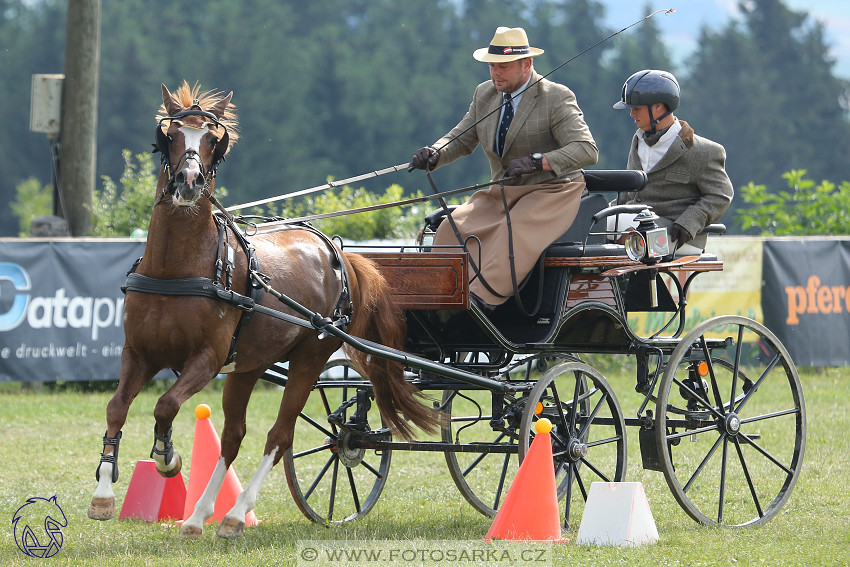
xmin=485 ymin=418 xmax=566 ymax=542
xmin=182 ymin=404 xmax=258 ymax=526
xmin=119 ymin=460 xmax=186 ymax=522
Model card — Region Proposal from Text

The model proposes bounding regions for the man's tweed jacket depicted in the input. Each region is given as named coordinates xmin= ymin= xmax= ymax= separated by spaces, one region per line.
xmin=433 ymin=71 xmax=597 ymax=184
xmin=431 ymin=71 xmax=598 ymax=305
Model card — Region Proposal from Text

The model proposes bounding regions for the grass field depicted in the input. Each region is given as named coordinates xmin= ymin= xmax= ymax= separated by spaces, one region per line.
xmin=1 ymin=366 xmax=848 ymax=566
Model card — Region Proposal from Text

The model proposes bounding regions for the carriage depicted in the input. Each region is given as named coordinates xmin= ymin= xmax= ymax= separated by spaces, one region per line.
xmin=89 ymin=83 xmax=805 ymax=538
xmin=258 ymin=168 xmax=806 ymax=530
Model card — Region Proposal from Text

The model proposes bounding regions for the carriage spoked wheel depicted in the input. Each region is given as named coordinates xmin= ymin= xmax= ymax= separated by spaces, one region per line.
xmin=283 ymin=358 xmax=391 ymax=524
xmin=440 ymin=388 xmax=521 ymax=517
xmin=440 ymin=354 xmax=569 ymax=517
xmin=518 ymin=361 xmax=627 ymax=530
xmin=655 ymin=315 xmax=806 ymax=527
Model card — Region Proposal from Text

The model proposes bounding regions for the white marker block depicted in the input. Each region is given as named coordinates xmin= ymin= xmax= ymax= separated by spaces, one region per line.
xmin=576 ymin=482 xmax=659 ymax=546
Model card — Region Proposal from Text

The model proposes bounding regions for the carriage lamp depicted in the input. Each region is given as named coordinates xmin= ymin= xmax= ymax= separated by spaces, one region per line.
xmin=624 ymin=209 xmax=670 ymax=262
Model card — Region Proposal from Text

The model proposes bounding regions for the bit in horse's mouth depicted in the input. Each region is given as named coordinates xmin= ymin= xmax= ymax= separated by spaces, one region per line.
xmin=170 ymin=195 xmax=199 ymax=215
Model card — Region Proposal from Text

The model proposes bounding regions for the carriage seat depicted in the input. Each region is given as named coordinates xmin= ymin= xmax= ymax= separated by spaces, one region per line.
xmin=424 ymin=206 xmax=457 ymax=233
xmin=583 ymin=169 xmax=647 ymax=194
xmin=422 ymin=170 xmax=647 ymax=232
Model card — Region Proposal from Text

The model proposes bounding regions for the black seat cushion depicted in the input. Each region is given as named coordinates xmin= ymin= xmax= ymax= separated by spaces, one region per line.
xmin=583 ymin=169 xmax=648 ymax=193
xmin=553 ymin=193 xmax=608 ymax=245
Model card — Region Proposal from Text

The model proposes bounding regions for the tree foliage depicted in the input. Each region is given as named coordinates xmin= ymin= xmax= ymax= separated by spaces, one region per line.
xmin=2 ymin=0 xmax=848 ymax=236
xmin=89 ymin=150 xmax=159 ymax=237
xmin=684 ymin=0 xmax=850 ymax=227
xmin=10 ymin=178 xmax=53 ymax=236
xmin=735 ymin=170 xmax=850 ymax=236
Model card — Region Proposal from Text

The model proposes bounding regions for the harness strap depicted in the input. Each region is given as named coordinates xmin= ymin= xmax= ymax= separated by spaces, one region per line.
xmin=123 ymin=271 xmax=328 ymax=332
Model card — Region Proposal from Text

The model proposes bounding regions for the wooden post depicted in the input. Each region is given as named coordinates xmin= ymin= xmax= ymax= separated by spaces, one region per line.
xmin=58 ymin=0 xmax=101 ymax=236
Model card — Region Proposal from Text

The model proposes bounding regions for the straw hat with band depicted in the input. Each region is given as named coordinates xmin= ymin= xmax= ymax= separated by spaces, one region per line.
xmin=473 ymin=27 xmax=545 ymax=63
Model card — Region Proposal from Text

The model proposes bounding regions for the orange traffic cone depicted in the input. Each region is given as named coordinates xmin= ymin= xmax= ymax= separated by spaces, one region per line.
xmin=182 ymin=404 xmax=258 ymax=526
xmin=119 ymin=460 xmax=186 ymax=522
xmin=485 ymin=418 xmax=565 ymax=542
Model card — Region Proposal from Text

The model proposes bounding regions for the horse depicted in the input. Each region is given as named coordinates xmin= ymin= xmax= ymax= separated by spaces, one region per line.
xmin=88 ymin=81 xmax=440 ymax=538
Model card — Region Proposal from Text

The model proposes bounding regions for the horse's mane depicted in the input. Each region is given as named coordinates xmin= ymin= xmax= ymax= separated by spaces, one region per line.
xmin=156 ymin=80 xmax=240 ymax=146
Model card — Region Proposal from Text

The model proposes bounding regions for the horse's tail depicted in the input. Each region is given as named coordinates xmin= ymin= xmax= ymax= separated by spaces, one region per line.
xmin=343 ymin=253 xmax=442 ymax=440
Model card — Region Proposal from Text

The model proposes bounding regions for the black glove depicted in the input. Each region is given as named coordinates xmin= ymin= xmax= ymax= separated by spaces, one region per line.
xmin=505 ymin=154 xmax=542 ymax=178
xmin=410 ymin=146 xmax=440 ymax=170
xmin=669 ymin=223 xmax=693 ymax=249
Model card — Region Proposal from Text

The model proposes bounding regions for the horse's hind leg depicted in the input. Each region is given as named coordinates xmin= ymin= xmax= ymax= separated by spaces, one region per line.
xmin=180 ymin=370 xmax=261 ymax=538
xmin=89 ymin=348 xmax=155 ymax=520
xmin=216 ymin=355 xmax=323 ymax=538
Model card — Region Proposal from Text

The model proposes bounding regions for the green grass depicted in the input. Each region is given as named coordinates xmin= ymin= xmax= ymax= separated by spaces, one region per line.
xmin=0 ymin=368 xmax=848 ymax=566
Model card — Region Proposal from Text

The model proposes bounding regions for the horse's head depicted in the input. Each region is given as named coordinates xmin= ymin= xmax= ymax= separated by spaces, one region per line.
xmin=155 ymin=82 xmax=239 ymax=208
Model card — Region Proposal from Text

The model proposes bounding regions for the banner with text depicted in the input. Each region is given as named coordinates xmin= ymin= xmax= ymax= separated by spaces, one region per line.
xmin=1 ymin=236 xmax=848 ymax=381
xmin=0 ymin=239 xmax=144 ymax=382
xmin=762 ymin=239 xmax=850 ymax=367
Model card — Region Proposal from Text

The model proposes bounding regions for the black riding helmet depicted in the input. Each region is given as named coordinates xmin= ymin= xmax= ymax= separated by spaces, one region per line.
xmin=613 ymin=69 xmax=680 ymax=133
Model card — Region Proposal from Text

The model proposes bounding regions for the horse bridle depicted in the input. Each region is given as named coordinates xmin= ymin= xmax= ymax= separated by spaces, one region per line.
xmin=153 ymin=100 xmax=230 ymax=198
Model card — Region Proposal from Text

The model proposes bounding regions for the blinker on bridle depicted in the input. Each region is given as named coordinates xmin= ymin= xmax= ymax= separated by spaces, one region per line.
xmin=153 ymin=99 xmax=231 ymax=197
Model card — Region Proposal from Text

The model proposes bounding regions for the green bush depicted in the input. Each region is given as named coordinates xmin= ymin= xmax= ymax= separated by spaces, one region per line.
xmin=281 ymin=183 xmax=426 ymax=241
xmin=90 ymin=150 xmax=159 ymax=237
xmin=735 ymin=169 xmax=850 ymax=235
xmin=11 ymin=178 xmax=53 ymax=236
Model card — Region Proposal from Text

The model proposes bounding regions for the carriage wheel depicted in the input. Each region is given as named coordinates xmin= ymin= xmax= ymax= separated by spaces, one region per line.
xmin=440 ymin=388 xmax=521 ymax=517
xmin=655 ymin=315 xmax=806 ymax=527
xmin=282 ymin=358 xmax=391 ymax=524
xmin=518 ymin=361 xmax=627 ymax=530
xmin=440 ymin=354 xmax=570 ymax=517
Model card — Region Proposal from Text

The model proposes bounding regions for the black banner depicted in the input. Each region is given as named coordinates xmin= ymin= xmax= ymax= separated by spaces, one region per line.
xmin=0 ymin=239 xmax=144 ymax=382
xmin=762 ymin=239 xmax=850 ymax=367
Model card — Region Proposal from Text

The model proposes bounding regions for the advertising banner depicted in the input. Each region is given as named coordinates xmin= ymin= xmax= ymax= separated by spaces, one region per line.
xmin=0 ymin=239 xmax=144 ymax=382
xmin=1 ymin=236 xmax=848 ymax=380
xmin=762 ymin=239 xmax=850 ymax=367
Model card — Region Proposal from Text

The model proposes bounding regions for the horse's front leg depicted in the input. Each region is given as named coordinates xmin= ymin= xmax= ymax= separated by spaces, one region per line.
xmin=150 ymin=356 xmax=220 ymax=478
xmin=89 ymin=347 xmax=156 ymax=520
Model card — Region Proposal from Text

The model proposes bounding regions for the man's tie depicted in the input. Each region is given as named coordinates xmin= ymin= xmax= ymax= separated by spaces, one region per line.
xmin=496 ymin=93 xmax=514 ymax=156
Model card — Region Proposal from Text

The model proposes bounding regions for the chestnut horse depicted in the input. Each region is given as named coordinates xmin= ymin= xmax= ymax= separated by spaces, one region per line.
xmin=88 ymin=82 xmax=439 ymax=538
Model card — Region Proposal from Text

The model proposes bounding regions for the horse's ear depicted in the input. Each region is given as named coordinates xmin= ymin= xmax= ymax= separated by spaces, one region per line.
xmin=161 ymin=83 xmax=182 ymax=116
xmin=208 ymin=91 xmax=233 ymax=120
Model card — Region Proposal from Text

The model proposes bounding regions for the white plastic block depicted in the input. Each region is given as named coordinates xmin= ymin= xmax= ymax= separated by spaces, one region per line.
xmin=576 ymin=482 xmax=659 ymax=546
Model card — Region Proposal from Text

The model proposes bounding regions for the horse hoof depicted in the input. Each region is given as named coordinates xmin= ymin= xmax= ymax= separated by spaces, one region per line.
xmin=179 ymin=523 xmax=203 ymax=539
xmin=216 ymin=516 xmax=245 ymax=539
xmin=88 ymin=497 xmax=115 ymax=520
xmin=156 ymin=454 xmax=182 ymax=478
